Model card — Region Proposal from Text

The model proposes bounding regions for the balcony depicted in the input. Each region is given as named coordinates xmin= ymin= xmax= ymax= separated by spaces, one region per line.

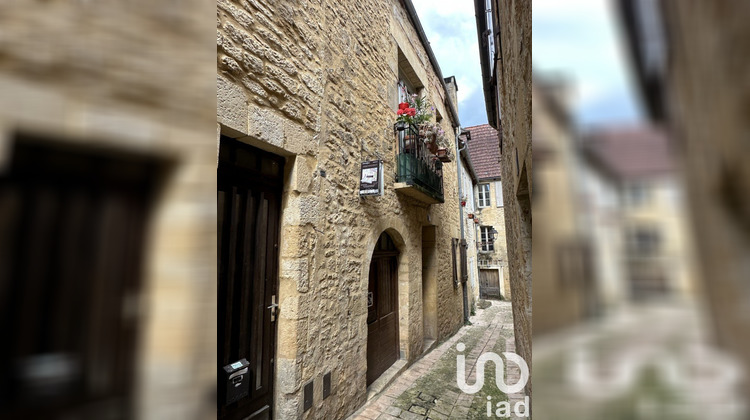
xmin=393 ymin=123 xmax=444 ymax=204
xmin=478 ymin=258 xmax=504 ymax=268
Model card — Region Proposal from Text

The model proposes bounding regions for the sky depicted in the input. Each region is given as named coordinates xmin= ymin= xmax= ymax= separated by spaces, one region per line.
xmin=410 ymin=0 xmax=487 ymax=128
xmin=411 ymin=0 xmax=643 ymax=128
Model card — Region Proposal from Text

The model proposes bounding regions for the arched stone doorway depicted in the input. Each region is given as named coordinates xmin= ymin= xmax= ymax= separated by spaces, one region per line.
xmin=366 ymin=232 xmax=400 ymax=386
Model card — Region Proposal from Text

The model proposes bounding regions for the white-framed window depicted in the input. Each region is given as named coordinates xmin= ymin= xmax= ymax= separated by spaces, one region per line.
xmin=398 ymin=79 xmax=412 ymax=105
xmin=495 ymin=181 xmax=503 ymax=207
xmin=480 ymin=226 xmax=494 ymax=252
xmin=477 ymin=183 xmax=491 ymax=207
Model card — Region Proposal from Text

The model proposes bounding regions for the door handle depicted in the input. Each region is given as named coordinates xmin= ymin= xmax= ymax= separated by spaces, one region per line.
xmin=267 ymin=295 xmax=278 ymax=322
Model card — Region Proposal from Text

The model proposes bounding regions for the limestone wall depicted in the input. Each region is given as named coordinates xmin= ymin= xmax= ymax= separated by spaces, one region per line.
xmin=493 ymin=0 xmax=532 ymax=400
xmin=216 ymin=0 xmax=466 ymax=418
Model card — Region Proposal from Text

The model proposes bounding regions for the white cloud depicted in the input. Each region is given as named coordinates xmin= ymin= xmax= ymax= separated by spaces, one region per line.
xmin=456 ymin=76 xmax=477 ymax=106
xmin=412 ymin=0 xmax=474 ymax=18
xmin=411 ymin=0 xmax=485 ymax=123
xmin=533 ymin=0 xmax=611 ymax=21
xmin=533 ymin=0 xmax=641 ymax=124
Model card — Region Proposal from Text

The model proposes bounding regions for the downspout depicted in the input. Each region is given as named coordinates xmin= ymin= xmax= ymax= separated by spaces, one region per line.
xmin=455 ymin=126 xmax=470 ymax=323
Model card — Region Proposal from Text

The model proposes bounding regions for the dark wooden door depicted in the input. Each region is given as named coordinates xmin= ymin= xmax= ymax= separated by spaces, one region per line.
xmin=479 ymin=269 xmax=501 ymax=299
xmin=218 ymin=137 xmax=283 ymax=420
xmin=0 ymin=134 xmax=163 ymax=419
xmin=366 ymin=233 xmax=400 ymax=386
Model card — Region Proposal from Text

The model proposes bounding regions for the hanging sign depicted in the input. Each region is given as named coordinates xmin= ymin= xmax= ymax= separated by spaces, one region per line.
xmin=359 ymin=160 xmax=383 ymax=196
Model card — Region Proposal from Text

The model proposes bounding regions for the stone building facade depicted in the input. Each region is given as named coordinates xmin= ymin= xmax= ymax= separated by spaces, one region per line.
xmin=582 ymin=126 xmax=697 ymax=305
xmin=466 ymin=124 xmax=511 ymax=300
xmin=217 ymin=0 xmax=468 ymax=418
xmin=457 ymin=139 xmax=482 ymax=310
xmin=0 ymin=1 xmax=216 ymax=420
xmin=474 ymin=0 xmax=532 ymax=400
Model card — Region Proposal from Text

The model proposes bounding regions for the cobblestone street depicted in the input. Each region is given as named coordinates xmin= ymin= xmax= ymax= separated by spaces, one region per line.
xmin=348 ymin=301 xmax=527 ymax=420
xmin=533 ymin=301 xmax=747 ymax=419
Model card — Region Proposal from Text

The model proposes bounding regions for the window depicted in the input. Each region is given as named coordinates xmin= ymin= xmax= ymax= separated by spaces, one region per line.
xmin=398 ymin=79 xmax=413 ymax=105
xmin=495 ymin=181 xmax=503 ymax=207
xmin=477 ymin=183 xmax=491 ymax=207
xmin=627 ymin=182 xmax=649 ymax=207
xmin=397 ymin=48 xmax=422 ymax=109
xmin=480 ymin=226 xmax=494 ymax=252
xmin=628 ymin=227 xmax=660 ymax=256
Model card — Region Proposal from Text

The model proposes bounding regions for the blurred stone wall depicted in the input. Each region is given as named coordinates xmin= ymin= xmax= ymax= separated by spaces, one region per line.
xmin=660 ymin=0 xmax=750 ymax=401
xmin=0 ymin=0 xmax=217 ymax=419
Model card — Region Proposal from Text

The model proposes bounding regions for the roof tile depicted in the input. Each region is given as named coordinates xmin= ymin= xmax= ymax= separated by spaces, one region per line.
xmin=465 ymin=124 xmax=502 ymax=180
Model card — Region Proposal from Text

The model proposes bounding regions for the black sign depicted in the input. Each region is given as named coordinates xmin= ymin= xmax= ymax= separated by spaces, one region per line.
xmin=359 ymin=160 xmax=383 ymax=196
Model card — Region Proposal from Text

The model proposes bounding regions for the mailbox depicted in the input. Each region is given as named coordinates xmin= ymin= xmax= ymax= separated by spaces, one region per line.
xmin=222 ymin=359 xmax=250 ymax=405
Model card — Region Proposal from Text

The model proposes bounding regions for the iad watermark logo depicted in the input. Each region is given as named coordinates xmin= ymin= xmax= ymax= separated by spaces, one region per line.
xmin=455 ymin=342 xmax=530 ymax=418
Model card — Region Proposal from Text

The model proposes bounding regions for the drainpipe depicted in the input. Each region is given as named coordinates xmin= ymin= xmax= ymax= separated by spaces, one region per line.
xmin=455 ymin=126 xmax=470 ymax=323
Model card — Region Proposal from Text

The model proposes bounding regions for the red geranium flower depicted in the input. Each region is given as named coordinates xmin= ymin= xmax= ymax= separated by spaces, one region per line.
xmin=407 ymin=108 xmax=416 ymax=117
xmin=397 ymin=109 xmax=404 ymax=115
xmin=398 ymin=102 xmax=409 ymax=110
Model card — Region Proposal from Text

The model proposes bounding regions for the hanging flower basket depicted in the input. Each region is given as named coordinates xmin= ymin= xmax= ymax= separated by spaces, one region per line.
xmin=461 ymin=200 xmax=466 ymax=207
xmin=474 ymin=218 xmax=480 ymax=224
xmin=426 ymin=139 xmax=439 ymax=155
xmin=468 ymin=213 xmax=474 ymax=219
xmin=436 ymin=148 xmax=451 ymax=162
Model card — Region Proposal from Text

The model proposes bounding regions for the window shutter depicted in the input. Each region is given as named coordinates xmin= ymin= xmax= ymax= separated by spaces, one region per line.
xmin=496 ymin=181 xmax=503 ymax=207
xmin=451 ymin=238 xmax=458 ymax=288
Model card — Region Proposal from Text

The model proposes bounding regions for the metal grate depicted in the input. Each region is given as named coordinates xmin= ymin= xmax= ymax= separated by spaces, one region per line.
xmin=395 ymin=123 xmax=444 ymax=202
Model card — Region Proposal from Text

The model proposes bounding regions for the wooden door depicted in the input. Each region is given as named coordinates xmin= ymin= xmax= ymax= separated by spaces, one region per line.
xmin=0 ymin=134 xmax=162 ymax=419
xmin=366 ymin=233 xmax=400 ymax=386
xmin=479 ymin=269 xmax=501 ymax=299
xmin=218 ymin=137 xmax=283 ymax=420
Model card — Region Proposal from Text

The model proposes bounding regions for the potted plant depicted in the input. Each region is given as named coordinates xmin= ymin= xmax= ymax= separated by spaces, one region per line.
xmin=396 ymin=94 xmax=433 ymax=127
xmin=468 ymin=213 xmax=474 ymax=219
xmin=396 ymin=94 xmax=436 ymax=153
xmin=436 ymin=148 xmax=451 ymax=162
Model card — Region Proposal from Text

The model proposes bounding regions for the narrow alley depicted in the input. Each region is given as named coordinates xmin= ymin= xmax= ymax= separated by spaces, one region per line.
xmin=349 ymin=301 xmax=528 ymax=420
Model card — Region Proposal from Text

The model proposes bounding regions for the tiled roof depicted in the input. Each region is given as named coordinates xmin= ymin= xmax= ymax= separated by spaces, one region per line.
xmin=465 ymin=124 xmax=502 ymax=180
xmin=582 ymin=125 xmax=675 ymax=180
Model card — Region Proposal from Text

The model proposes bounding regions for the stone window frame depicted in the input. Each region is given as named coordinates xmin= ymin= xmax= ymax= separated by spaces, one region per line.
xmin=396 ymin=47 xmax=424 ymax=110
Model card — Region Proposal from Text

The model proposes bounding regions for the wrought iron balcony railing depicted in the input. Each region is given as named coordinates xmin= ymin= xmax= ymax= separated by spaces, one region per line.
xmin=394 ymin=123 xmax=444 ymax=203
xmin=478 ymin=258 xmax=504 ymax=268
